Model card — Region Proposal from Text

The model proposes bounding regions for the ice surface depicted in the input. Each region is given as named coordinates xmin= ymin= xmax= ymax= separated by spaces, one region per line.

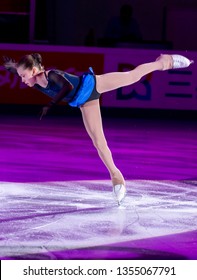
xmin=0 ymin=179 xmax=196 ymax=258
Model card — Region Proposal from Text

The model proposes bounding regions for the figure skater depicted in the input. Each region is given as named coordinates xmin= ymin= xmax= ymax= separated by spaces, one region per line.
xmin=3 ymin=53 xmax=193 ymax=205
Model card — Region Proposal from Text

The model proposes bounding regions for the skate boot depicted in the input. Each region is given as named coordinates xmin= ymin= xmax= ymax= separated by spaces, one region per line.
xmin=171 ymin=54 xmax=194 ymax=69
xmin=113 ymin=184 xmax=126 ymax=206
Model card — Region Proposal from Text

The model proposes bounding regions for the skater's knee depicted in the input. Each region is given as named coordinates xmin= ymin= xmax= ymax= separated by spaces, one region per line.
xmin=132 ymin=70 xmax=142 ymax=83
xmin=92 ymin=138 xmax=108 ymax=152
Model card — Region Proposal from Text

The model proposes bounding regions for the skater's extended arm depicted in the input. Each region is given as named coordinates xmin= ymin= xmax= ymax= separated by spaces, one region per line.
xmin=39 ymin=70 xmax=74 ymax=119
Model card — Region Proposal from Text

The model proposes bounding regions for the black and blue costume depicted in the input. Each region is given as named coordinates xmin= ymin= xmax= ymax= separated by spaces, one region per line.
xmin=35 ymin=67 xmax=100 ymax=108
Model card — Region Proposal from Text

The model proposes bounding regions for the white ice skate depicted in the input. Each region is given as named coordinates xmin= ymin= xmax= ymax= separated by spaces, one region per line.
xmin=172 ymin=54 xmax=194 ymax=69
xmin=113 ymin=184 xmax=126 ymax=206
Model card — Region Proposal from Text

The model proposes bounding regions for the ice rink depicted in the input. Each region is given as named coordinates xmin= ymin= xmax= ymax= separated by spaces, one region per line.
xmin=0 ymin=114 xmax=197 ymax=259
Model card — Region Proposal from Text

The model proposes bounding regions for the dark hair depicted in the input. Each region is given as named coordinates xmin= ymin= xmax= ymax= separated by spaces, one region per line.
xmin=17 ymin=53 xmax=44 ymax=70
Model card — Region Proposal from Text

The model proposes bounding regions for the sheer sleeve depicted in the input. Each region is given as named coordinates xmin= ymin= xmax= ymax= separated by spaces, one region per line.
xmin=39 ymin=70 xmax=74 ymax=120
xmin=47 ymin=70 xmax=74 ymax=105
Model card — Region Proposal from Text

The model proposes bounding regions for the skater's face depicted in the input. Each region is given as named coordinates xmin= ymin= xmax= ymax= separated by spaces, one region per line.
xmin=17 ymin=66 xmax=38 ymax=87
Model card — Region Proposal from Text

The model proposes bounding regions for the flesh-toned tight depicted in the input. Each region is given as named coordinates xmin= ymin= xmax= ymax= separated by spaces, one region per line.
xmin=80 ymin=99 xmax=124 ymax=186
xmin=80 ymin=55 xmax=172 ymax=186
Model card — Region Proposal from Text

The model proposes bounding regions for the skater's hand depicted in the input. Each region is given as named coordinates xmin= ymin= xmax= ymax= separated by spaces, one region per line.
xmin=39 ymin=100 xmax=55 ymax=120
xmin=39 ymin=106 xmax=50 ymax=120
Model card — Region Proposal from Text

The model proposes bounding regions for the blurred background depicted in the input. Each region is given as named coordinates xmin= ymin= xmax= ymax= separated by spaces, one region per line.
xmin=0 ymin=0 xmax=197 ymax=50
xmin=0 ymin=0 xmax=197 ymax=118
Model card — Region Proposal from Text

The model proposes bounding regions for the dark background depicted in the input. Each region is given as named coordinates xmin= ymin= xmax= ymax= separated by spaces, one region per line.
xmin=0 ymin=0 xmax=197 ymax=119
xmin=0 ymin=0 xmax=197 ymax=50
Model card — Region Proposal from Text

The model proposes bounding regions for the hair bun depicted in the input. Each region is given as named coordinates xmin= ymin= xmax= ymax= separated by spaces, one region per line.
xmin=31 ymin=53 xmax=42 ymax=64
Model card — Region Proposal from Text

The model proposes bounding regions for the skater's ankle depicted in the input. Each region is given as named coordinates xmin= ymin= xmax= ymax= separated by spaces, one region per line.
xmin=111 ymin=169 xmax=125 ymax=186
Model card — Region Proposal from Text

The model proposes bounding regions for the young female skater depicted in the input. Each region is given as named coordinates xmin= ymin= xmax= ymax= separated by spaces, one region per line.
xmin=3 ymin=53 xmax=193 ymax=205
